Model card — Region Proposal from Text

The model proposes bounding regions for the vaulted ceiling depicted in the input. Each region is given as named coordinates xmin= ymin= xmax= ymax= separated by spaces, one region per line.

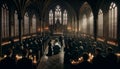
xmin=0 ymin=0 xmax=104 ymax=12
xmin=0 ymin=0 xmax=118 ymax=18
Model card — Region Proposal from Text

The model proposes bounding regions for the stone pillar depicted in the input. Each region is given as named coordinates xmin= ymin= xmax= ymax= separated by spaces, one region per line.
xmin=0 ymin=6 xmax=2 ymax=57
xmin=74 ymin=17 xmax=76 ymax=37
xmin=29 ymin=16 xmax=32 ymax=35
xmin=18 ymin=12 xmax=23 ymax=44
xmin=76 ymin=13 xmax=79 ymax=37
xmin=9 ymin=10 xmax=14 ymax=40
xmin=117 ymin=5 xmax=120 ymax=51
xmin=39 ymin=18 xmax=42 ymax=36
xmin=93 ymin=13 xmax=98 ymax=41
xmin=37 ymin=17 xmax=41 ymax=35
xmin=61 ymin=10 xmax=63 ymax=33
xmin=72 ymin=17 xmax=74 ymax=37
xmin=40 ymin=17 xmax=44 ymax=36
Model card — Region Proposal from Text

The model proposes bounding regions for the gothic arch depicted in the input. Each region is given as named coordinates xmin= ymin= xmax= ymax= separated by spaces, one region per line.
xmin=79 ymin=2 xmax=94 ymax=36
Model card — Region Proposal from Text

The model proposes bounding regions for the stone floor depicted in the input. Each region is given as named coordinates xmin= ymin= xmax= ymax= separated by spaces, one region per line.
xmin=37 ymin=39 xmax=65 ymax=69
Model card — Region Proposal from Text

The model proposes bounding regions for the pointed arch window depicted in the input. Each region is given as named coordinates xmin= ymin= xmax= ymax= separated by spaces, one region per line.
xmin=98 ymin=9 xmax=103 ymax=37
xmin=49 ymin=10 xmax=53 ymax=25
xmin=89 ymin=12 xmax=94 ymax=35
xmin=24 ymin=12 xmax=29 ymax=35
xmin=63 ymin=10 xmax=67 ymax=25
xmin=49 ymin=5 xmax=68 ymax=25
xmin=1 ymin=4 xmax=9 ymax=38
xmin=32 ymin=14 xmax=36 ymax=33
xmin=55 ymin=5 xmax=61 ymax=24
xmin=82 ymin=14 xmax=87 ymax=34
xmin=14 ymin=10 xmax=19 ymax=36
xmin=109 ymin=2 xmax=117 ymax=39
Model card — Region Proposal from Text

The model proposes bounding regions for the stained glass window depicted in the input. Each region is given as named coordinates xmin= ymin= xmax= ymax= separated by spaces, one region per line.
xmin=24 ymin=12 xmax=29 ymax=35
xmin=98 ymin=9 xmax=103 ymax=37
xmin=82 ymin=15 xmax=87 ymax=34
xmin=109 ymin=2 xmax=117 ymax=39
xmin=32 ymin=14 xmax=36 ymax=33
xmin=63 ymin=10 xmax=67 ymax=25
xmin=49 ymin=5 xmax=68 ymax=25
xmin=49 ymin=10 xmax=53 ymax=25
xmin=89 ymin=12 xmax=94 ymax=35
xmin=55 ymin=5 xmax=61 ymax=24
xmin=14 ymin=10 xmax=19 ymax=36
xmin=1 ymin=4 xmax=9 ymax=38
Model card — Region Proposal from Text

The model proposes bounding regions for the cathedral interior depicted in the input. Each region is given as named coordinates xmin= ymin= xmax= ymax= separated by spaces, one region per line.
xmin=0 ymin=0 xmax=120 ymax=69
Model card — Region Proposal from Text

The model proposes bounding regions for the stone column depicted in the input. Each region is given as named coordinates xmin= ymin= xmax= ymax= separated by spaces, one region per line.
xmin=29 ymin=16 xmax=32 ymax=35
xmin=0 ymin=6 xmax=2 ymax=57
xmin=18 ymin=12 xmax=23 ymax=44
xmin=9 ymin=10 xmax=14 ymax=40
xmin=102 ymin=8 xmax=109 ymax=44
xmin=117 ymin=5 xmax=120 ymax=51
xmin=76 ymin=13 xmax=79 ymax=37
xmin=37 ymin=17 xmax=41 ymax=35
xmin=39 ymin=18 xmax=42 ymax=36
xmin=93 ymin=12 xmax=98 ymax=41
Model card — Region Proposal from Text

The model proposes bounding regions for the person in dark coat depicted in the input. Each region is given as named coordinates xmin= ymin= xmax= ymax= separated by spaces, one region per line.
xmin=47 ymin=39 xmax=53 ymax=56
xmin=53 ymin=45 xmax=60 ymax=55
xmin=105 ymin=47 xmax=118 ymax=68
xmin=59 ymin=36 xmax=63 ymax=46
xmin=92 ymin=48 xmax=106 ymax=68
xmin=92 ymin=48 xmax=105 ymax=64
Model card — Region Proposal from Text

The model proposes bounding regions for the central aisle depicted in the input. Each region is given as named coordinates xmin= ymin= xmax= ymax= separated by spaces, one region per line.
xmin=37 ymin=38 xmax=65 ymax=69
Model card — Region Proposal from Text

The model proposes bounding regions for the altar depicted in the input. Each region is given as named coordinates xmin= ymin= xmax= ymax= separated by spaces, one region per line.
xmin=49 ymin=19 xmax=65 ymax=36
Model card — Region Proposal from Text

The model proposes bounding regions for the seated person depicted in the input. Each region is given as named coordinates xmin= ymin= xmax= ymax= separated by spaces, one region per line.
xmin=105 ymin=47 xmax=118 ymax=64
xmin=92 ymin=48 xmax=105 ymax=64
